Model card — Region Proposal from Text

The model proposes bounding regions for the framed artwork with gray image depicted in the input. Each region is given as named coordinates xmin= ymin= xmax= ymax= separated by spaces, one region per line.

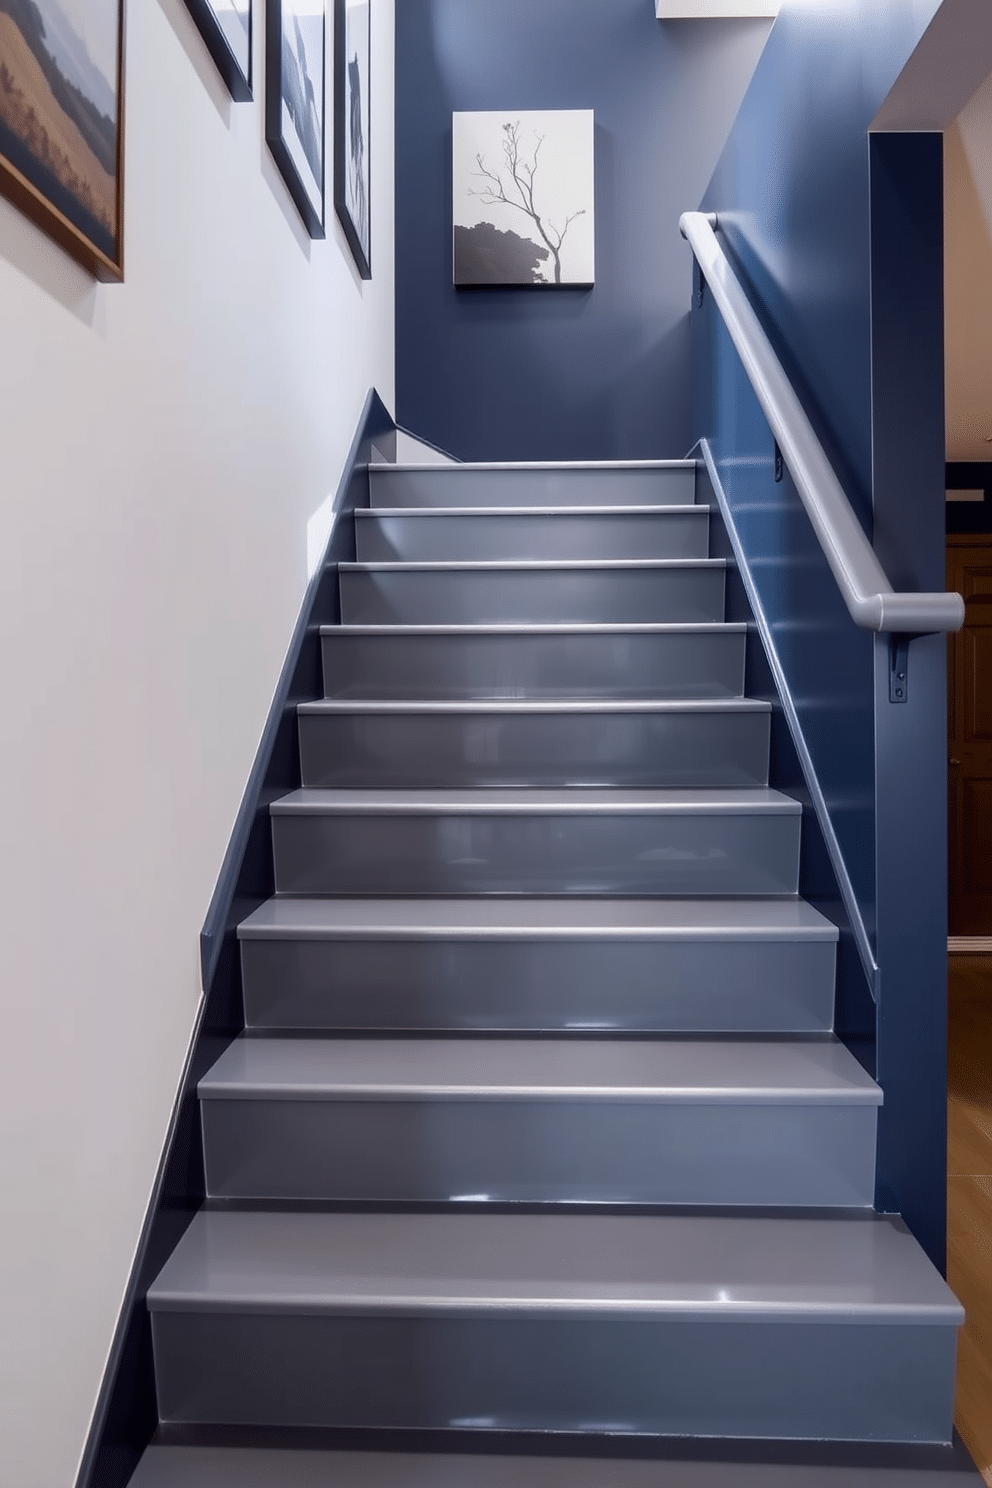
xmin=266 ymin=0 xmax=326 ymax=238
xmin=453 ymin=109 xmax=595 ymax=287
xmin=334 ymin=0 xmax=370 ymax=278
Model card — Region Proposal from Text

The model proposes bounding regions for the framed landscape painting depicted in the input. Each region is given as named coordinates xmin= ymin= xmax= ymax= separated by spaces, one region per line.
xmin=265 ymin=0 xmax=325 ymax=238
xmin=333 ymin=0 xmax=369 ymax=278
xmin=183 ymin=0 xmax=252 ymax=102
xmin=0 ymin=0 xmax=125 ymax=280
xmin=453 ymin=110 xmax=595 ymax=288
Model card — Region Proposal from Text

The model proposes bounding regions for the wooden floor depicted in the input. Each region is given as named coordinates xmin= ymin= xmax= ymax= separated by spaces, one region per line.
xmin=948 ymin=955 xmax=992 ymax=1484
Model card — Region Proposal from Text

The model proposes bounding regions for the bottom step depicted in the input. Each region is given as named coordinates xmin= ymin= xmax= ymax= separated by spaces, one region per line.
xmin=130 ymin=1440 xmax=984 ymax=1486
xmin=147 ymin=1211 xmax=960 ymax=1445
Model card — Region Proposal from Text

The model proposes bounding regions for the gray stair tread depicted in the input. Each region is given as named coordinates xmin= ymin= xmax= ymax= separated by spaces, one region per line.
xmin=269 ymin=787 xmax=802 ymax=816
xmin=146 ymin=1210 xmax=962 ymax=1322
xmin=238 ymin=895 xmax=838 ymax=940
xmin=128 ymin=1444 xmax=984 ymax=1487
xmin=379 ymin=460 xmax=697 ymax=472
xmin=340 ymin=560 xmax=726 ymax=572
xmin=298 ymin=698 xmax=771 ymax=716
xmin=356 ymin=505 xmax=707 ymax=517
xmin=199 ymin=1036 xmax=880 ymax=1105
xmin=321 ymin=622 xmax=748 ymax=635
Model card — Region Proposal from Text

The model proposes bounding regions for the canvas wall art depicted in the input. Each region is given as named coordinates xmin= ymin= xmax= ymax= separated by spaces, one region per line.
xmin=183 ymin=0 xmax=252 ymax=101
xmin=453 ymin=109 xmax=595 ymax=288
xmin=0 ymin=0 xmax=124 ymax=279
xmin=265 ymin=0 xmax=325 ymax=237
xmin=334 ymin=0 xmax=369 ymax=278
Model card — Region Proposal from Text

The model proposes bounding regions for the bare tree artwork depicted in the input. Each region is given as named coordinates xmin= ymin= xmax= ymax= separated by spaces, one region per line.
xmin=470 ymin=120 xmax=585 ymax=285
xmin=452 ymin=110 xmax=594 ymax=288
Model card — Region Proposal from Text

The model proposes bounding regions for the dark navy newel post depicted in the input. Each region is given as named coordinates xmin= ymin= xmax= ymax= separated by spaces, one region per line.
xmin=869 ymin=130 xmax=949 ymax=1268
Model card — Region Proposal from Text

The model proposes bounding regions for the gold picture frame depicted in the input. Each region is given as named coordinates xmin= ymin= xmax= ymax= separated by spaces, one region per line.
xmin=0 ymin=0 xmax=125 ymax=280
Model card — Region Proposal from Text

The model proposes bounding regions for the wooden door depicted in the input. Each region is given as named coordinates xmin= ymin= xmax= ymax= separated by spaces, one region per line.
xmin=947 ymin=537 xmax=992 ymax=934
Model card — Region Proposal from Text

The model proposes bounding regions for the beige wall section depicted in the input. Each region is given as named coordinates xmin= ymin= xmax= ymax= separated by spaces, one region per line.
xmin=0 ymin=2 xmax=394 ymax=1485
xmin=946 ymin=68 xmax=992 ymax=460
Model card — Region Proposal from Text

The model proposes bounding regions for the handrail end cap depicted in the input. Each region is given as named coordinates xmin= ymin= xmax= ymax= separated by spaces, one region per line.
xmin=860 ymin=591 xmax=966 ymax=633
xmin=680 ymin=210 xmax=719 ymax=240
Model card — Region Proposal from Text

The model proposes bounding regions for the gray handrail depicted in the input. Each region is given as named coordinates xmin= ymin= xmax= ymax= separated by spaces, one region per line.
xmin=680 ymin=211 xmax=964 ymax=635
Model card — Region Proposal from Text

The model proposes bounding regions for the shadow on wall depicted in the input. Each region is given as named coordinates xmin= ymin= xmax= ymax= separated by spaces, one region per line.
xmin=156 ymin=0 xmax=235 ymax=128
xmin=0 ymin=194 xmax=101 ymax=323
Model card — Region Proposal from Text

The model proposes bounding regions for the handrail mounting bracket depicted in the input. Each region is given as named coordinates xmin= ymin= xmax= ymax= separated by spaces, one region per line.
xmin=889 ymin=634 xmax=915 ymax=704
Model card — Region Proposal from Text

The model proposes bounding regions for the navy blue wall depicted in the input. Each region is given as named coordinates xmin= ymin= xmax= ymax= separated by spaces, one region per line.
xmin=694 ymin=0 xmax=949 ymax=1266
xmin=395 ymin=0 xmax=773 ymax=460
xmin=701 ymin=0 xmax=943 ymax=510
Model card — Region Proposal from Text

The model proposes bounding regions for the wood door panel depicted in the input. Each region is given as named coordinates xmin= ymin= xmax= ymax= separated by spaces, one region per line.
xmin=967 ymin=630 xmax=992 ymax=741
xmin=948 ymin=539 xmax=992 ymax=934
xmin=960 ymin=778 xmax=992 ymax=896
xmin=962 ymin=565 xmax=992 ymax=604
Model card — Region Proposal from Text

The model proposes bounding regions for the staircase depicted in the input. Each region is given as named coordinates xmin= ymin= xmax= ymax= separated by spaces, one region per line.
xmin=132 ymin=460 xmax=964 ymax=1485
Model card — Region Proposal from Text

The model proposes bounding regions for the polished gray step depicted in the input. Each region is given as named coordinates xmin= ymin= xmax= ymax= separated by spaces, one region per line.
xmin=338 ymin=561 xmax=726 ymax=626
xmin=320 ymin=624 xmax=747 ymax=700
xmin=127 ymin=1442 xmax=986 ymax=1488
xmin=368 ymin=461 xmax=697 ymax=509
xmin=147 ymin=1210 xmax=961 ymax=1442
xmin=198 ymin=1035 xmax=879 ymax=1206
xmin=296 ymin=700 xmax=771 ymax=789
xmin=354 ymin=507 xmax=710 ymax=562
xmin=269 ymin=788 xmax=802 ymax=897
xmin=238 ymin=896 xmax=838 ymax=1034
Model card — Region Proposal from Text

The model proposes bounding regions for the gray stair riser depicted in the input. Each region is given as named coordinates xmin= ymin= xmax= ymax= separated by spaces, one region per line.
xmin=338 ymin=567 xmax=726 ymax=625
xmin=296 ymin=708 xmax=770 ymax=789
xmin=354 ymin=510 xmax=710 ymax=563
xmin=200 ymin=1097 xmax=876 ymax=1206
xmin=150 ymin=1310 xmax=956 ymax=1443
xmin=271 ymin=809 xmax=801 ymax=897
xmin=321 ymin=628 xmax=747 ymax=700
xmin=368 ymin=465 xmax=697 ymax=509
xmin=240 ymin=936 xmax=837 ymax=1033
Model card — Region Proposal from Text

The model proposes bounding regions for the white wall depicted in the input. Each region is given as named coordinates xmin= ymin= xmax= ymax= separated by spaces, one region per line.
xmin=946 ymin=67 xmax=992 ymax=460
xmin=0 ymin=3 xmax=394 ymax=1485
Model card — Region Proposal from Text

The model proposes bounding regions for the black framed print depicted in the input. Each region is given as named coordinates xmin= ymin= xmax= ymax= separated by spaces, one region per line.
xmin=0 ymin=0 xmax=125 ymax=280
xmin=333 ymin=0 xmax=369 ymax=278
xmin=182 ymin=0 xmax=252 ymax=102
xmin=265 ymin=0 xmax=326 ymax=237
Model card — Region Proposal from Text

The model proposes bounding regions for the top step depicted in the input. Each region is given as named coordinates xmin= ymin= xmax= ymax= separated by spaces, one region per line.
xmin=369 ymin=462 xmax=697 ymax=508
